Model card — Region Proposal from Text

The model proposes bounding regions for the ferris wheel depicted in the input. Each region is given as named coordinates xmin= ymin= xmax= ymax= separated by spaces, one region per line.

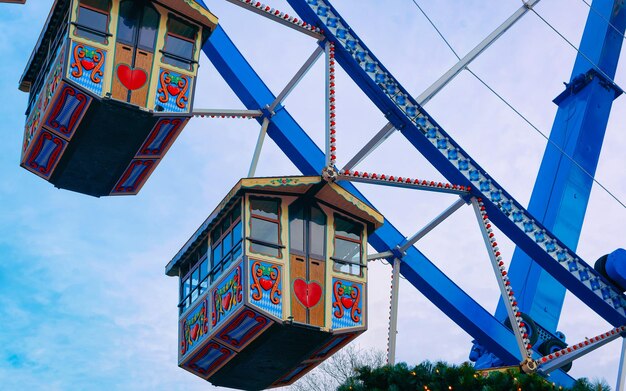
xmin=12 ymin=0 xmax=626 ymax=389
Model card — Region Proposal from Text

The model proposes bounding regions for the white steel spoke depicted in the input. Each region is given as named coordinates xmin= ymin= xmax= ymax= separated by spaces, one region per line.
xmin=416 ymin=0 xmax=541 ymax=106
xmin=472 ymin=197 xmax=533 ymax=364
xmin=269 ymin=46 xmax=324 ymax=112
xmin=387 ymin=258 xmax=401 ymax=365
xmin=342 ymin=122 xmax=395 ymax=172
xmin=325 ymin=41 xmax=336 ymax=168
xmin=338 ymin=170 xmax=470 ymax=196
xmin=192 ymin=109 xmax=262 ymax=118
xmin=398 ymin=198 xmax=466 ymax=254
xmin=248 ymin=117 xmax=270 ymax=177
xmin=618 ymin=337 xmax=626 ymax=391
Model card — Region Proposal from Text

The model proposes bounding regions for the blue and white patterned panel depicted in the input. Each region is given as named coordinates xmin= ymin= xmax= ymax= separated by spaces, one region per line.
xmin=249 ymin=260 xmax=283 ymax=319
xmin=179 ymin=299 xmax=209 ymax=358
xmin=67 ymin=41 xmax=106 ymax=96
xmin=331 ymin=278 xmax=364 ymax=329
xmin=211 ymin=263 xmax=244 ymax=330
xmin=155 ymin=69 xmax=192 ymax=113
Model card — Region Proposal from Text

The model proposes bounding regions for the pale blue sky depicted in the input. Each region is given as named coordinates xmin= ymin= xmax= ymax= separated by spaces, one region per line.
xmin=0 ymin=1 xmax=625 ymax=390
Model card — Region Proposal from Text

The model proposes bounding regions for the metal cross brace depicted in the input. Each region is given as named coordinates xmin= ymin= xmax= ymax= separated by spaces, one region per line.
xmin=268 ymin=46 xmax=324 ymax=113
xmin=248 ymin=45 xmax=325 ymax=177
xmin=341 ymin=0 xmax=540 ymax=173
xmin=288 ymin=0 xmax=626 ymax=328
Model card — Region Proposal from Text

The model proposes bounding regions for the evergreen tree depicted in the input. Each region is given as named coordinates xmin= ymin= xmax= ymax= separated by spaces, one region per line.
xmin=337 ymin=361 xmax=612 ymax=391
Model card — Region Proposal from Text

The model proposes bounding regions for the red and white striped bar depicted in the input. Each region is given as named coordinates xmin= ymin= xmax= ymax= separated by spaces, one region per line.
xmin=536 ymin=325 xmax=626 ymax=374
xmin=338 ymin=170 xmax=470 ymax=196
xmin=192 ymin=109 xmax=262 ymax=119
xmin=225 ymin=0 xmax=324 ymax=39
xmin=472 ymin=197 xmax=533 ymax=362
xmin=327 ymin=42 xmax=336 ymax=167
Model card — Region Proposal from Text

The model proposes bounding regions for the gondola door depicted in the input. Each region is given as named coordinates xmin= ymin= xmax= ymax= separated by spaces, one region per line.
xmin=289 ymin=202 xmax=326 ymax=327
xmin=111 ymin=0 xmax=159 ymax=106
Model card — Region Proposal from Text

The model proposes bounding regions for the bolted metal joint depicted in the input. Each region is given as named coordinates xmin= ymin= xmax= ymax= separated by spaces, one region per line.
xmin=521 ymin=357 xmax=538 ymax=374
xmin=391 ymin=246 xmax=405 ymax=260
xmin=322 ymin=166 xmax=338 ymax=182
xmin=261 ymin=104 xmax=275 ymax=118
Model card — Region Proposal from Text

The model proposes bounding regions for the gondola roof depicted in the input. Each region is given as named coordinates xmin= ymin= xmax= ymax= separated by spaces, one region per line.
xmin=19 ymin=0 xmax=70 ymax=92
xmin=165 ymin=176 xmax=384 ymax=277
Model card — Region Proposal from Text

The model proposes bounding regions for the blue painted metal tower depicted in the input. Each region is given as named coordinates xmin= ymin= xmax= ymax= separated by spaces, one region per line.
xmin=497 ymin=0 xmax=626 ymax=334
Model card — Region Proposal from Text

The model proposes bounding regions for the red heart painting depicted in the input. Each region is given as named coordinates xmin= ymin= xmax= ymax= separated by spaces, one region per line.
xmin=293 ymin=279 xmax=322 ymax=308
xmin=81 ymin=59 xmax=95 ymax=71
xmin=222 ymin=292 xmax=232 ymax=311
xmin=190 ymin=323 xmax=199 ymax=340
xmin=341 ymin=297 xmax=355 ymax=309
xmin=167 ymin=85 xmax=181 ymax=96
xmin=117 ymin=64 xmax=147 ymax=91
xmin=259 ymin=278 xmax=273 ymax=291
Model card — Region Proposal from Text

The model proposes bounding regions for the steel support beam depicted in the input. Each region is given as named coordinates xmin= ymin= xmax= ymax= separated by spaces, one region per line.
xmin=398 ymin=198 xmax=466 ymax=254
xmin=342 ymin=122 xmax=395 ymax=172
xmin=387 ymin=258 xmax=401 ymax=365
xmin=269 ymin=46 xmax=324 ymax=113
xmin=325 ymin=41 xmax=333 ymax=167
xmin=416 ymin=0 xmax=541 ymax=106
xmin=539 ymin=328 xmax=626 ymax=375
xmin=248 ymin=117 xmax=270 ymax=177
xmin=497 ymin=0 xmax=626 ymax=332
xmin=338 ymin=173 xmax=469 ymax=196
xmin=472 ymin=198 xmax=530 ymax=361
xmin=197 ymin=4 xmax=574 ymax=385
xmin=618 ymin=338 xmax=626 ymax=391
xmin=367 ymin=251 xmax=393 ymax=261
xmin=342 ymin=0 xmax=540 ymax=172
xmin=339 ymin=0 xmax=540 ymax=172
xmin=192 ymin=108 xmax=262 ymax=117
xmin=224 ymin=0 xmax=324 ymax=39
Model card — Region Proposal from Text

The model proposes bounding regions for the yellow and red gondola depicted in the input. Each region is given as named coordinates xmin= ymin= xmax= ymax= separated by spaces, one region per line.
xmin=19 ymin=0 xmax=217 ymax=196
